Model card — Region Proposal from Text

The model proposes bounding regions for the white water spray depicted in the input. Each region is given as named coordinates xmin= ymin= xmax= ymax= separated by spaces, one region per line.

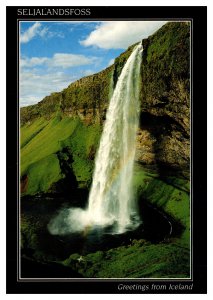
xmin=48 ymin=44 xmax=142 ymax=235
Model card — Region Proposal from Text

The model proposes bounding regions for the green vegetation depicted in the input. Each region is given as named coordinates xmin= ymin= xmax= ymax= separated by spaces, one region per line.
xmin=59 ymin=165 xmax=190 ymax=278
xmin=20 ymin=117 xmax=49 ymax=148
xmin=21 ymin=116 xmax=78 ymax=174
xmin=21 ymin=115 xmax=101 ymax=195
xmin=133 ymin=164 xmax=190 ymax=247
xmin=25 ymin=154 xmax=61 ymax=195
xmin=113 ymin=43 xmax=138 ymax=86
xmin=146 ymin=22 xmax=190 ymax=75
xmin=62 ymin=239 xmax=189 ymax=278
xmin=21 ymin=163 xmax=190 ymax=278
xmin=141 ymin=22 xmax=190 ymax=128
xmin=20 ymin=43 xmax=138 ymax=126
xmin=61 ymin=121 xmax=101 ymax=186
xmin=62 ymin=67 xmax=113 ymax=113
xmin=20 ymin=67 xmax=114 ymax=125
xmin=21 ymin=216 xmax=39 ymax=250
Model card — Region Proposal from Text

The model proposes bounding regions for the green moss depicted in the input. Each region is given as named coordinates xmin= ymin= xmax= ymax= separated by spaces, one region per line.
xmin=141 ymin=22 xmax=190 ymax=112
xmin=113 ymin=43 xmax=138 ymax=86
xmin=146 ymin=22 xmax=190 ymax=76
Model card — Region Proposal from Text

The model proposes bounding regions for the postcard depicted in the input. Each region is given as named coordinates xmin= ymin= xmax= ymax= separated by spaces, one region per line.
xmin=6 ymin=5 xmax=207 ymax=294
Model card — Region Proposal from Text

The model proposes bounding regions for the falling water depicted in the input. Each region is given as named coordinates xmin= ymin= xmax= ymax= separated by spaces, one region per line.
xmin=48 ymin=44 xmax=142 ymax=236
xmin=87 ymin=44 xmax=142 ymax=233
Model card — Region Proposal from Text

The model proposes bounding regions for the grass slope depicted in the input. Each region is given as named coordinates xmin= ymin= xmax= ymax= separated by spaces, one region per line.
xmin=21 ymin=115 xmax=101 ymax=195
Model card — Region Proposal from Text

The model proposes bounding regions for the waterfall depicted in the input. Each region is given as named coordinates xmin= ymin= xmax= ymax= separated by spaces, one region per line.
xmin=48 ymin=44 xmax=142 ymax=236
xmin=87 ymin=44 xmax=142 ymax=233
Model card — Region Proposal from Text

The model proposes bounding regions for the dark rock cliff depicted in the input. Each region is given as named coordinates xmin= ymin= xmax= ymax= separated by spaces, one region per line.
xmin=138 ymin=22 xmax=190 ymax=172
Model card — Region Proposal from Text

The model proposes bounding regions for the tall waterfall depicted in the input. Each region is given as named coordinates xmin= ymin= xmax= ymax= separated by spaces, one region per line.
xmin=87 ymin=44 xmax=142 ymax=233
xmin=48 ymin=44 xmax=142 ymax=236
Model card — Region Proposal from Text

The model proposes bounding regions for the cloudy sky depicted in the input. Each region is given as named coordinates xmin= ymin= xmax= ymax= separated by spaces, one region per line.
xmin=20 ymin=21 xmax=166 ymax=107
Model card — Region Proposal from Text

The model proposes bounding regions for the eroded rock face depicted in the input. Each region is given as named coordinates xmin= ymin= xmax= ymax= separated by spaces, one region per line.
xmin=137 ymin=22 xmax=190 ymax=172
xmin=135 ymin=128 xmax=156 ymax=165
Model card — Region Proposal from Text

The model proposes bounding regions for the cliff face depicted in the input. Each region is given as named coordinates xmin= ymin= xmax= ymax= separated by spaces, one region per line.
xmin=20 ymin=44 xmax=137 ymax=126
xmin=20 ymin=65 xmax=114 ymax=125
xmin=138 ymin=22 xmax=190 ymax=172
xmin=20 ymin=21 xmax=190 ymax=196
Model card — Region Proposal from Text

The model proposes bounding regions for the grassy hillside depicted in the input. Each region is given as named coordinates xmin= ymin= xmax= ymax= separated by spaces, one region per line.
xmin=21 ymin=115 xmax=101 ymax=195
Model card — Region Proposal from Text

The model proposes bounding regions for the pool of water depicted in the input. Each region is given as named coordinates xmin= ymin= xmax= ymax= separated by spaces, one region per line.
xmin=21 ymin=193 xmax=174 ymax=263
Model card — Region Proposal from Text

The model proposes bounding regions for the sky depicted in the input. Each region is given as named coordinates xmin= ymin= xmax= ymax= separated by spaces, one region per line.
xmin=20 ymin=21 xmax=166 ymax=107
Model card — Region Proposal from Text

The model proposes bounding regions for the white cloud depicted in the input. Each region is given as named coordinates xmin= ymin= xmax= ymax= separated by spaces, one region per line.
xmin=20 ymin=96 xmax=43 ymax=107
xmin=80 ymin=21 xmax=167 ymax=49
xmin=20 ymin=22 xmax=65 ymax=44
xmin=108 ymin=58 xmax=115 ymax=66
xmin=20 ymin=67 xmax=99 ymax=107
xmin=39 ymin=26 xmax=49 ymax=38
xmin=20 ymin=53 xmax=98 ymax=69
xmin=20 ymin=22 xmax=41 ymax=43
xmin=19 ymin=70 xmax=77 ymax=107
xmin=47 ymin=53 xmax=97 ymax=69
xmin=19 ymin=52 xmax=100 ymax=106
xmin=82 ymin=69 xmax=94 ymax=76
xmin=20 ymin=57 xmax=48 ymax=68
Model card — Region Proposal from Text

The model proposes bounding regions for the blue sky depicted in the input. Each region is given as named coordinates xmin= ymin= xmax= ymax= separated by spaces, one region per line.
xmin=20 ymin=21 xmax=166 ymax=107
